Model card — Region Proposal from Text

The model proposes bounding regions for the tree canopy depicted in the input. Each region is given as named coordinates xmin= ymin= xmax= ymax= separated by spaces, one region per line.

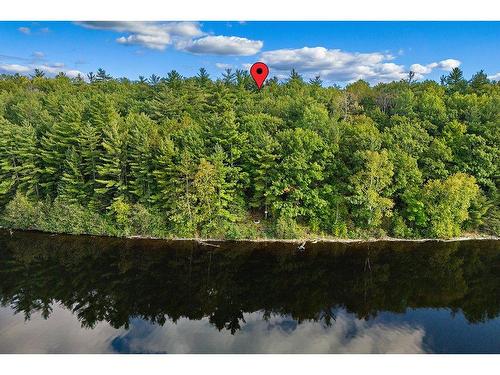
xmin=0 ymin=68 xmax=498 ymax=239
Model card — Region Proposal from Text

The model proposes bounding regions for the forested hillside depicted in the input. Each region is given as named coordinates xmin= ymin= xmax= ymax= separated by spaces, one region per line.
xmin=0 ymin=68 xmax=498 ymax=239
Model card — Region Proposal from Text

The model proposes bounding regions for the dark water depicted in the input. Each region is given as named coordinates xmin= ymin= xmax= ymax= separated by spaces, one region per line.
xmin=0 ymin=230 xmax=499 ymax=354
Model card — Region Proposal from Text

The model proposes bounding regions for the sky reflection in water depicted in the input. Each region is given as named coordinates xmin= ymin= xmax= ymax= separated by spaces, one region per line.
xmin=0 ymin=305 xmax=428 ymax=353
xmin=0 ymin=231 xmax=499 ymax=353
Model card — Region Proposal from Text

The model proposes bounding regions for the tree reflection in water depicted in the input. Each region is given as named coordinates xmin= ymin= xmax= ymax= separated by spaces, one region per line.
xmin=0 ymin=230 xmax=499 ymax=334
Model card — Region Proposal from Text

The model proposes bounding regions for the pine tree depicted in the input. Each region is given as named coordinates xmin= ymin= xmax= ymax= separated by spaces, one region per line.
xmin=83 ymin=93 xmax=119 ymax=132
xmin=39 ymin=99 xmax=82 ymax=196
xmin=210 ymin=145 xmax=239 ymax=222
xmin=164 ymin=70 xmax=183 ymax=88
xmin=156 ymin=149 xmax=197 ymax=236
xmin=95 ymin=119 xmax=129 ymax=208
xmin=0 ymin=119 xmax=40 ymax=202
xmin=309 ymin=75 xmax=323 ymax=87
xmin=196 ymin=68 xmax=210 ymax=86
xmin=58 ymin=146 xmax=86 ymax=204
xmin=441 ymin=67 xmax=467 ymax=93
xmin=79 ymin=123 xmax=101 ymax=202
xmin=241 ymin=128 xmax=278 ymax=214
xmin=96 ymin=68 xmax=112 ymax=82
xmin=152 ymin=137 xmax=176 ymax=208
xmin=149 ymin=74 xmax=160 ymax=85
xmin=193 ymin=146 xmax=237 ymax=236
xmin=208 ymin=109 xmax=243 ymax=165
xmin=127 ymin=113 xmax=158 ymax=205
xmin=468 ymin=70 xmax=490 ymax=94
xmin=222 ymin=68 xmax=236 ymax=85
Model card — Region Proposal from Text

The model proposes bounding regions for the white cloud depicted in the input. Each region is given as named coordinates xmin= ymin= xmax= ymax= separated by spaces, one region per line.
xmin=0 ymin=63 xmax=32 ymax=74
xmin=35 ymin=63 xmax=65 ymax=74
xmin=78 ymin=21 xmax=203 ymax=51
xmin=487 ymin=72 xmax=500 ymax=81
xmin=116 ymin=34 xmax=170 ymax=50
xmin=410 ymin=59 xmax=461 ymax=79
xmin=32 ymin=51 xmax=45 ymax=59
xmin=18 ymin=27 xmax=31 ymax=35
xmin=64 ymin=70 xmax=86 ymax=79
xmin=35 ymin=63 xmax=85 ymax=78
xmin=260 ymin=47 xmax=406 ymax=83
xmin=182 ymin=35 xmax=263 ymax=56
xmin=0 ymin=61 xmax=84 ymax=79
xmin=438 ymin=58 xmax=461 ymax=71
xmin=409 ymin=63 xmax=434 ymax=75
xmin=216 ymin=63 xmax=232 ymax=69
xmin=77 ymin=21 xmax=262 ymax=56
xmin=259 ymin=46 xmax=461 ymax=84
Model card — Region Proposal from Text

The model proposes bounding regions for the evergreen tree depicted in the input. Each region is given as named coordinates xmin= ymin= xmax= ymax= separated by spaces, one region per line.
xmin=79 ymin=122 xmax=101 ymax=202
xmin=468 ymin=70 xmax=490 ymax=94
xmin=441 ymin=67 xmax=468 ymax=93
xmin=95 ymin=119 xmax=129 ymax=208
xmin=127 ymin=113 xmax=158 ymax=205
xmin=164 ymin=70 xmax=183 ymax=88
xmin=0 ymin=119 xmax=40 ymax=202
xmin=222 ymin=68 xmax=236 ymax=85
xmin=161 ymin=150 xmax=197 ymax=236
xmin=39 ymin=99 xmax=83 ymax=196
xmin=149 ymin=74 xmax=160 ymax=85
xmin=309 ymin=75 xmax=323 ymax=86
xmin=96 ymin=68 xmax=112 ymax=81
xmin=196 ymin=68 xmax=210 ymax=86
xmin=58 ymin=146 xmax=86 ymax=204
xmin=193 ymin=146 xmax=237 ymax=236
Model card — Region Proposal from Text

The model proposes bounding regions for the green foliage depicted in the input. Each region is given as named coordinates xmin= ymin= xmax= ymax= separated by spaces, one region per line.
xmin=422 ymin=173 xmax=480 ymax=238
xmin=348 ymin=149 xmax=394 ymax=229
xmin=58 ymin=147 xmax=86 ymax=204
xmin=0 ymin=119 xmax=40 ymax=202
xmin=1 ymin=192 xmax=42 ymax=229
xmin=275 ymin=211 xmax=301 ymax=239
xmin=109 ymin=196 xmax=132 ymax=232
xmin=0 ymin=67 xmax=497 ymax=238
xmin=39 ymin=198 xmax=110 ymax=236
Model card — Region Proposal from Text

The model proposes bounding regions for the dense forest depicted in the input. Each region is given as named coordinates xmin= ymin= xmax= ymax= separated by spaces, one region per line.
xmin=0 ymin=67 xmax=498 ymax=239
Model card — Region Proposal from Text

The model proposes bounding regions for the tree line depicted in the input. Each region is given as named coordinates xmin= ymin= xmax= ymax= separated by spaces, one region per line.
xmin=0 ymin=67 xmax=498 ymax=239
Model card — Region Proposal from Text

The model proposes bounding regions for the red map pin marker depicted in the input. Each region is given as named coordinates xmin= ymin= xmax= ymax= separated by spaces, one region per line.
xmin=250 ymin=62 xmax=269 ymax=90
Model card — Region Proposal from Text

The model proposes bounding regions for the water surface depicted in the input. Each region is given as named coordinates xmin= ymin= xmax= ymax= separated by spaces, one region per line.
xmin=0 ymin=230 xmax=499 ymax=353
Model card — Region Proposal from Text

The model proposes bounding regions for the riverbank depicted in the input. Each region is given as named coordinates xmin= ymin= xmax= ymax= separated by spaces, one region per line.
xmin=127 ymin=233 xmax=500 ymax=243
xmin=2 ymin=226 xmax=498 ymax=244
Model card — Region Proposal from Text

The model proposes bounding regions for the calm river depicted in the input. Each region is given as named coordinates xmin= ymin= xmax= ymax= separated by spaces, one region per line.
xmin=0 ymin=230 xmax=499 ymax=353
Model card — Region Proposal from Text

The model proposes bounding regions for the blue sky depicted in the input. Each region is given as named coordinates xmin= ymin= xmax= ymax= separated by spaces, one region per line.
xmin=0 ymin=21 xmax=499 ymax=85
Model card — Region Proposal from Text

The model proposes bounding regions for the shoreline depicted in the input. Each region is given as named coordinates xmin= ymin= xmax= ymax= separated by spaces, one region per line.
xmin=131 ymin=235 xmax=500 ymax=244
xmin=1 ymin=227 xmax=498 ymax=244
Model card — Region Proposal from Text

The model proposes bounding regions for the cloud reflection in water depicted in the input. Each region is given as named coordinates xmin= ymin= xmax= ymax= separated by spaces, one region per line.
xmin=0 ymin=305 xmax=425 ymax=353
